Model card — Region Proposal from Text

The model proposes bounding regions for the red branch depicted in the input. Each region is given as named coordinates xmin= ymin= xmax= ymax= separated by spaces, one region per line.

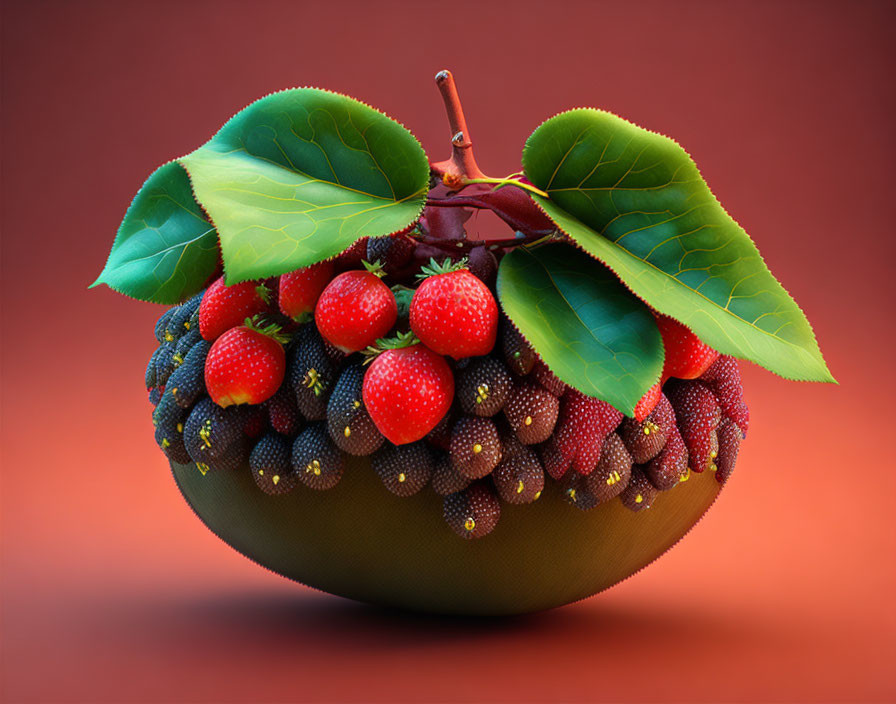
xmin=429 ymin=70 xmax=485 ymax=182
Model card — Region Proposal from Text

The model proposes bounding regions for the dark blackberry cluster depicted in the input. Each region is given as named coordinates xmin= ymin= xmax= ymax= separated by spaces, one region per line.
xmin=146 ymin=265 xmax=748 ymax=540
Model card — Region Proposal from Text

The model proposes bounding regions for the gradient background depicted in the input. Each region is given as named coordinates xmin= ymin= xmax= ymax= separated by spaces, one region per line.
xmin=2 ymin=1 xmax=894 ymax=701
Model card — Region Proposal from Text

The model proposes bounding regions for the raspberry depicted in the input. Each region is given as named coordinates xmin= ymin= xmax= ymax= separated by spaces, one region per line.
xmin=366 ymin=235 xmax=414 ymax=276
xmin=715 ymin=418 xmax=742 ymax=484
xmin=492 ymin=445 xmax=544 ymax=504
xmin=327 ymin=364 xmax=385 ymax=456
xmin=455 ymin=356 xmax=512 ymax=417
xmin=168 ymin=340 xmax=211 ymax=409
xmin=152 ymin=391 xmax=191 ymax=464
xmin=267 ymin=384 xmax=302 ymax=437
xmin=183 ymin=397 xmax=246 ymax=464
xmin=584 ymin=433 xmax=633 ymax=503
xmin=288 ymin=325 xmax=336 ymax=421
xmin=619 ymin=394 xmax=673 ymax=464
xmin=250 ymin=434 xmax=297 ymax=495
xmin=561 ymin=471 xmax=599 ymax=511
xmin=372 ymin=441 xmax=434 ymax=497
xmin=430 ymin=452 xmax=473 ymax=496
xmin=501 ymin=320 xmax=536 ymax=376
xmin=504 ymin=382 xmax=559 ymax=444
xmin=620 ymin=466 xmax=659 ymax=512
xmin=700 ymin=356 xmax=750 ymax=436
xmin=554 ymin=390 xmax=623 ymax=474
xmin=645 ymin=420 xmax=689 ymax=490
xmin=537 ymin=437 xmax=572 ymax=480
xmin=243 ymin=406 xmax=268 ymax=439
xmin=532 ymin=360 xmax=567 ymax=397
xmin=443 ymin=483 xmax=501 ymax=539
xmin=292 ymin=423 xmax=344 ymax=490
xmin=154 ymin=307 xmax=177 ymax=343
xmin=450 ymin=416 xmax=503 ymax=479
xmin=667 ymin=381 xmax=721 ymax=472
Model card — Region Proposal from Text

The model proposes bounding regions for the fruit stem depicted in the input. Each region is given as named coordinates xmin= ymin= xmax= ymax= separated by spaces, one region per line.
xmin=430 ymin=70 xmax=486 ymax=182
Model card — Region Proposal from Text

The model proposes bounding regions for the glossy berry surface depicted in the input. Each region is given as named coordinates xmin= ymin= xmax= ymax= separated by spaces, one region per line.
xmin=362 ymin=343 xmax=454 ymax=445
xmin=315 ymin=270 xmax=397 ymax=353
xmin=205 ymin=325 xmax=285 ymax=408
xmin=279 ymin=261 xmax=334 ymax=321
xmin=199 ymin=276 xmax=270 ymax=341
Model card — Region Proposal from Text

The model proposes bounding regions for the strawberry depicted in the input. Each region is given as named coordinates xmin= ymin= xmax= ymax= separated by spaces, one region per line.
xmin=633 ymin=380 xmax=663 ymax=422
xmin=315 ymin=263 xmax=397 ymax=353
xmin=655 ymin=314 xmax=719 ymax=380
xmin=278 ymin=261 xmax=334 ymax=321
xmin=199 ymin=275 xmax=272 ymax=341
xmin=362 ymin=334 xmax=454 ymax=445
xmin=410 ymin=258 xmax=498 ymax=358
xmin=205 ymin=320 xmax=288 ymax=408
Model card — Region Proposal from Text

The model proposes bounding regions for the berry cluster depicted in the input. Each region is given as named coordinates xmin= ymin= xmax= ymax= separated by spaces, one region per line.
xmin=146 ymin=235 xmax=749 ymax=540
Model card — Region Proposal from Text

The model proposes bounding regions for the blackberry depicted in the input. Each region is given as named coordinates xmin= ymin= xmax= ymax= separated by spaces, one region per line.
xmin=715 ymin=418 xmax=742 ymax=484
xmin=168 ymin=339 xmax=211 ymax=409
xmin=148 ymin=386 xmax=163 ymax=406
xmin=327 ymin=364 xmax=385 ymax=456
xmin=250 ymin=433 xmax=297 ymax=495
xmin=620 ymin=466 xmax=658 ymax=512
xmin=561 ymin=471 xmax=599 ymax=511
xmin=443 ymin=483 xmax=501 ymax=539
xmin=153 ymin=390 xmax=191 ymax=464
xmin=288 ymin=325 xmax=336 ymax=421
xmin=492 ymin=445 xmax=544 ymax=504
xmin=169 ymin=292 xmax=202 ymax=338
xmin=183 ymin=397 xmax=247 ymax=463
xmin=667 ymin=381 xmax=721 ymax=472
xmin=203 ymin=437 xmax=250 ymax=472
xmin=267 ymin=384 xmax=302 ymax=437
xmin=455 ymin=356 xmax=512 ymax=417
xmin=154 ymin=307 xmax=177 ymax=343
xmin=450 ymin=416 xmax=502 ymax=479
xmin=154 ymin=340 xmax=177 ymax=386
xmin=292 ymin=423 xmax=344 ymax=490
xmin=645 ymin=422 xmax=688 ymax=490
xmin=501 ymin=321 xmax=536 ymax=376
xmin=532 ymin=360 xmax=567 ymax=397
xmin=504 ymin=382 xmax=559 ymax=445
xmin=466 ymin=246 xmax=498 ymax=288
xmin=243 ymin=406 xmax=268 ymax=439
xmin=371 ymin=441 xmax=434 ymax=497
xmin=620 ymin=394 xmax=673 ymax=464
xmin=366 ymin=235 xmax=414 ymax=276
xmin=430 ymin=452 xmax=473 ymax=496
xmin=584 ymin=433 xmax=632 ymax=503
xmin=425 ymin=405 xmax=455 ymax=451
xmin=334 ymin=237 xmax=369 ymax=271
xmin=174 ymin=326 xmax=203 ymax=359
xmin=145 ymin=349 xmax=159 ymax=390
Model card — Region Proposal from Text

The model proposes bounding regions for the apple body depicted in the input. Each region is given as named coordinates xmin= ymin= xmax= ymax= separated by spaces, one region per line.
xmin=171 ymin=457 xmax=721 ymax=615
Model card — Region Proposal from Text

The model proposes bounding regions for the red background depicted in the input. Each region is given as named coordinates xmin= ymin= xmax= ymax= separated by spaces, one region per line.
xmin=2 ymin=1 xmax=894 ymax=701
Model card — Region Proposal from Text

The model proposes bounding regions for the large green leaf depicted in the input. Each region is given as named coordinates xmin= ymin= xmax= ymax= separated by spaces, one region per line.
xmin=179 ymin=89 xmax=429 ymax=284
xmin=523 ymin=110 xmax=834 ymax=383
xmin=496 ymin=243 xmax=663 ymax=415
xmin=91 ymin=161 xmax=219 ymax=304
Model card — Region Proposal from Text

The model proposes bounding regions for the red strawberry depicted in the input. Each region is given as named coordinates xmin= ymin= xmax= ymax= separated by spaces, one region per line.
xmin=656 ymin=314 xmax=719 ymax=380
xmin=315 ymin=264 xmax=397 ymax=353
xmin=279 ymin=261 xmax=334 ymax=321
xmin=362 ymin=336 xmax=454 ymax=445
xmin=199 ymin=276 xmax=271 ymax=341
xmin=205 ymin=321 xmax=288 ymax=408
xmin=410 ymin=258 xmax=498 ymax=358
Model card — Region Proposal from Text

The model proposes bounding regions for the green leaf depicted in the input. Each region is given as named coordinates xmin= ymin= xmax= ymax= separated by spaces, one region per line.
xmin=496 ymin=243 xmax=663 ymax=415
xmin=523 ymin=109 xmax=834 ymax=383
xmin=91 ymin=161 xmax=219 ymax=304
xmin=179 ymin=89 xmax=429 ymax=284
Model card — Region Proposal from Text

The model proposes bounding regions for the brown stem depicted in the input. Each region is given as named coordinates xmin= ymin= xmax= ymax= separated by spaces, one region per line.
xmin=430 ymin=70 xmax=486 ymax=182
